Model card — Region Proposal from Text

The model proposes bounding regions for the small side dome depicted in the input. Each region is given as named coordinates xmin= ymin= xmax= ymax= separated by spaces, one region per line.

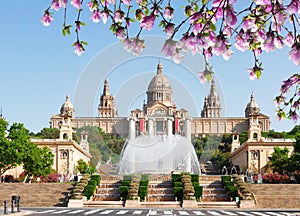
xmin=245 ymin=92 xmax=260 ymax=117
xmin=60 ymin=94 xmax=74 ymax=116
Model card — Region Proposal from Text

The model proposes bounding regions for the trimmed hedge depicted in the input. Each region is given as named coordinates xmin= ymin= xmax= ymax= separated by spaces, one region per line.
xmin=140 ymin=180 xmax=149 ymax=187
xmin=138 ymin=186 xmax=148 ymax=201
xmin=174 ymin=187 xmax=183 ymax=201
xmin=84 ymin=184 xmax=96 ymax=200
xmin=226 ymin=185 xmax=239 ymax=199
xmin=172 ymin=174 xmax=181 ymax=183
xmin=88 ymin=180 xmax=97 ymax=186
xmin=90 ymin=174 xmax=101 ymax=185
xmin=123 ymin=175 xmax=131 ymax=181
xmin=191 ymin=174 xmax=199 ymax=184
xmin=119 ymin=186 xmax=129 ymax=201
xmin=194 ymin=185 xmax=203 ymax=202
xmin=221 ymin=176 xmax=232 ymax=185
xmin=122 ymin=180 xmax=131 ymax=187
xmin=174 ymin=182 xmax=183 ymax=187
xmin=141 ymin=174 xmax=149 ymax=181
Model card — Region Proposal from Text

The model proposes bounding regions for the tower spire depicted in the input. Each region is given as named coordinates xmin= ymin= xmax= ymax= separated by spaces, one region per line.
xmin=157 ymin=62 xmax=163 ymax=74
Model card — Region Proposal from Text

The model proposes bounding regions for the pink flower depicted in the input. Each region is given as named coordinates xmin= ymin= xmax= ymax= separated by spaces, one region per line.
xmin=287 ymin=0 xmax=299 ymax=14
xmin=164 ymin=23 xmax=175 ymax=37
xmin=91 ymin=10 xmax=101 ymax=23
xmin=164 ymin=6 xmax=174 ymax=19
xmin=71 ymin=0 xmax=81 ymax=8
xmin=101 ymin=12 xmax=109 ymax=24
xmin=284 ymin=32 xmax=294 ymax=47
xmin=116 ymin=27 xmax=126 ymax=40
xmin=224 ymin=7 xmax=237 ymax=28
xmin=242 ymin=18 xmax=256 ymax=32
xmin=223 ymin=25 xmax=232 ymax=37
xmin=131 ymin=37 xmax=145 ymax=56
xmin=192 ymin=23 xmax=204 ymax=35
xmin=87 ymin=1 xmax=97 ymax=11
xmin=198 ymin=65 xmax=213 ymax=84
xmin=247 ymin=65 xmax=262 ymax=80
xmin=114 ymin=10 xmax=125 ymax=23
xmin=161 ymin=39 xmax=183 ymax=63
xmin=121 ymin=0 xmax=131 ymax=5
xmin=140 ymin=14 xmax=155 ymax=31
xmin=51 ymin=0 xmax=60 ymax=11
xmin=289 ymin=44 xmax=300 ymax=65
xmin=41 ymin=11 xmax=53 ymax=26
xmin=203 ymin=48 xmax=213 ymax=59
xmin=254 ymin=0 xmax=271 ymax=5
xmin=274 ymin=36 xmax=283 ymax=49
xmin=74 ymin=41 xmax=85 ymax=56
xmin=262 ymin=32 xmax=275 ymax=52
xmin=60 ymin=0 xmax=68 ymax=8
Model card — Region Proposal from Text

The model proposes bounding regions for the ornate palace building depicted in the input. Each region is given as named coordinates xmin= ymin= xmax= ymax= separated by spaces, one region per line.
xmin=50 ymin=63 xmax=271 ymax=139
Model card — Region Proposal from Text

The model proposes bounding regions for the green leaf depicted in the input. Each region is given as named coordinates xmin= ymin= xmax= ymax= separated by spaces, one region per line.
xmin=210 ymin=23 xmax=216 ymax=31
xmin=80 ymin=21 xmax=86 ymax=26
xmin=62 ymin=29 xmax=66 ymax=36
xmin=202 ymin=0 xmax=208 ymax=4
xmin=81 ymin=41 xmax=88 ymax=45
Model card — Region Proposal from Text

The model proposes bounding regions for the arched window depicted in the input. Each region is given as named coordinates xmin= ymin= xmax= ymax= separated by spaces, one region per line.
xmin=63 ymin=133 xmax=68 ymax=140
xmin=253 ymin=133 xmax=258 ymax=139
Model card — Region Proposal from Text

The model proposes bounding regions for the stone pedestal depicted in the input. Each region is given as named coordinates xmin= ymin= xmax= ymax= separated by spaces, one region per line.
xmin=182 ymin=200 xmax=197 ymax=208
xmin=125 ymin=199 xmax=140 ymax=208
xmin=239 ymin=199 xmax=255 ymax=208
xmin=68 ymin=199 xmax=83 ymax=208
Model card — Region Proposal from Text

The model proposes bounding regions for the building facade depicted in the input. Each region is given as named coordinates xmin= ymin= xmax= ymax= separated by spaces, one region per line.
xmin=50 ymin=63 xmax=270 ymax=139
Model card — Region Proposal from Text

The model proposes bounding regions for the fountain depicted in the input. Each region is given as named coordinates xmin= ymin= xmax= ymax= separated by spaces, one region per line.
xmin=118 ymin=134 xmax=201 ymax=175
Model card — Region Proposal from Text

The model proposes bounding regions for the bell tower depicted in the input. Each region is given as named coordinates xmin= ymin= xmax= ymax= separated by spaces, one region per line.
xmin=98 ymin=79 xmax=118 ymax=117
xmin=201 ymin=78 xmax=221 ymax=117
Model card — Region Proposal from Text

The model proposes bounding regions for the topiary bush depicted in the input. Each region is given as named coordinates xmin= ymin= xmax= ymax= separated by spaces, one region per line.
xmin=194 ymin=185 xmax=203 ymax=202
xmin=123 ymin=175 xmax=131 ymax=181
xmin=191 ymin=174 xmax=199 ymax=184
xmin=138 ymin=186 xmax=148 ymax=201
xmin=90 ymin=174 xmax=101 ymax=185
xmin=174 ymin=187 xmax=183 ymax=201
xmin=122 ymin=180 xmax=130 ymax=187
xmin=172 ymin=174 xmax=181 ymax=183
xmin=119 ymin=186 xmax=129 ymax=201
xmin=174 ymin=182 xmax=183 ymax=187
xmin=84 ymin=184 xmax=96 ymax=200
xmin=88 ymin=180 xmax=97 ymax=186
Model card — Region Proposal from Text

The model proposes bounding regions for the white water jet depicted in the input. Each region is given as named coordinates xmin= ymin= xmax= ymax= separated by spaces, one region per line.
xmin=118 ymin=134 xmax=201 ymax=175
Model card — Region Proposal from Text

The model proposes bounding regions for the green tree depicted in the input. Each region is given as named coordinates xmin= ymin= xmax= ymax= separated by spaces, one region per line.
xmin=23 ymin=145 xmax=54 ymax=177
xmin=270 ymin=147 xmax=290 ymax=174
xmin=0 ymin=119 xmax=54 ymax=177
xmin=75 ymin=159 xmax=95 ymax=174
xmin=34 ymin=128 xmax=60 ymax=139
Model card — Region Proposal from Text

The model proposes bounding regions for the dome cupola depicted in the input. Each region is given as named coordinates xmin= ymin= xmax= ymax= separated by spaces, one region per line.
xmin=60 ymin=94 xmax=74 ymax=117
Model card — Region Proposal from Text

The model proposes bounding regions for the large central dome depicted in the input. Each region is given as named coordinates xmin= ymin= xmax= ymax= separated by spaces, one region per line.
xmin=146 ymin=63 xmax=173 ymax=107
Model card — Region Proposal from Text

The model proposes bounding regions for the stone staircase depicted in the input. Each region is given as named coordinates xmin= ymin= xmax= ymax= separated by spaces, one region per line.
xmin=147 ymin=181 xmax=175 ymax=202
xmin=200 ymin=175 xmax=229 ymax=202
xmin=0 ymin=183 xmax=72 ymax=207
xmin=93 ymin=180 xmax=122 ymax=201
xmin=248 ymin=184 xmax=300 ymax=208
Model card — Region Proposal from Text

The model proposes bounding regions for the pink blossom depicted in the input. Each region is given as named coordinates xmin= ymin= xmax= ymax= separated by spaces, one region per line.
xmin=284 ymin=32 xmax=294 ymax=47
xmin=192 ymin=23 xmax=204 ymax=35
xmin=287 ymin=0 xmax=299 ymax=14
xmin=91 ymin=10 xmax=101 ymax=23
xmin=164 ymin=23 xmax=175 ymax=37
xmin=242 ymin=18 xmax=257 ymax=32
xmin=254 ymin=0 xmax=271 ymax=5
xmin=164 ymin=6 xmax=174 ymax=19
xmin=60 ymin=0 xmax=68 ymax=8
xmin=212 ymin=35 xmax=227 ymax=56
xmin=289 ymin=44 xmax=300 ymax=65
xmin=213 ymin=7 xmax=224 ymax=20
xmin=203 ymin=48 xmax=213 ymax=59
xmin=101 ymin=12 xmax=109 ymax=24
xmin=114 ymin=10 xmax=125 ymax=23
xmin=254 ymin=48 xmax=262 ymax=56
xmin=224 ymin=7 xmax=237 ymax=28
xmin=247 ymin=66 xmax=261 ymax=80
xmin=51 ymin=0 xmax=60 ymax=11
xmin=198 ymin=66 xmax=213 ymax=84
xmin=140 ymin=14 xmax=155 ymax=31
xmin=116 ymin=27 xmax=126 ymax=40
xmin=87 ymin=1 xmax=97 ymax=11
xmin=234 ymin=33 xmax=248 ymax=52
xmin=71 ymin=0 xmax=81 ymax=8
xmin=41 ymin=11 xmax=53 ymax=26
xmin=121 ymin=0 xmax=131 ymax=5
xmin=223 ymin=25 xmax=232 ymax=37
xmin=131 ymin=38 xmax=145 ymax=56
xmin=262 ymin=32 xmax=275 ymax=52
xmin=222 ymin=49 xmax=233 ymax=60
xmin=274 ymin=36 xmax=283 ymax=49
xmin=161 ymin=39 xmax=183 ymax=63
xmin=256 ymin=29 xmax=266 ymax=42
xmin=190 ymin=12 xmax=201 ymax=24
xmin=124 ymin=38 xmax=132 ymax=52
xmin=74 ymin=41 xmax=85 ymax=56
xmin=212 ymin=0 xmax=225 ymax=7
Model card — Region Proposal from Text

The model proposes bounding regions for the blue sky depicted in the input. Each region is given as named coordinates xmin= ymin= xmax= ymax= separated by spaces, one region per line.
xmin=0 ymin=1 xmax=298 ymax=133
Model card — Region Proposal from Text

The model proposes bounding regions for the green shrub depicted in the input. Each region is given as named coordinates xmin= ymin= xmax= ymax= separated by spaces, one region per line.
xmin=88 ymin=180 xmax=97 ymax=186
xmin=194 ymin=185 xmax=203 ymax=202
xmin=141 ymin=174 xmax=149 ymax=181
xmin=138 ymin=186 xmax=148 ymax=201
xmin=174 ymin=182 xmax=183 ymax=187
xmin=172 ymin=174 xmax=181 ymax=183
xmin=190 ymin=174 xmax=199 ymax=184
xmin=174 ymin=187 xmax=183 ymax=201
xmin=119 ymin=186 xmax=129 ymax=201
xmin=122 ymin=180 xmax=130 ymax=187
xmin=224 ymin=181 xmax=234 ymax=187
xmin=227 ymin=185 xmax=239 ymax=199
xmin=90 ymin=174 xmax=101 ymax=185
xmin=221 ymin=176 xmax=232 ymax=185
xmin=140 ymin=180 xmax=149 ymax=187
xmin=123 ymin=175 xmax=131 ymax=181
xmin=84 ymin=185 xmax=96 ymax=200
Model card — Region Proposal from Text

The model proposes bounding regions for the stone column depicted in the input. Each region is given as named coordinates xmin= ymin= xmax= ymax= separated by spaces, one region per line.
xmin=167 ymin=117 xmax=173 ymax=136
xmin=128 ymin=118 xmax=136 ymax=140
xmin=148 ymin=118 xmax=154 ymax=136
